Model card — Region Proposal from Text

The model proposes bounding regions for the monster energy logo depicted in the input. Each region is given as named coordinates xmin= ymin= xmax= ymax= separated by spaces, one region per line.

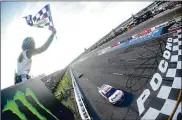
xmin=2 ymin=88 xmax=59 ymax=120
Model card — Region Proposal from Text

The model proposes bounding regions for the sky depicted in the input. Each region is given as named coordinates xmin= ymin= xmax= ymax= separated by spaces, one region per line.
xmin=1 ymin=1 xmax=152 ymax=89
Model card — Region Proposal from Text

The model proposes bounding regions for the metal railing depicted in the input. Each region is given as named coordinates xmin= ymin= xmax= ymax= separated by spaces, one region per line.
xmin=70 ymin=69 xmax=91 ymax=120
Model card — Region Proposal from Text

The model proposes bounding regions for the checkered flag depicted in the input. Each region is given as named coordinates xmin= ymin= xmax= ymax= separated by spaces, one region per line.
xmin=23 ymin=4 xmax=55 ymax=31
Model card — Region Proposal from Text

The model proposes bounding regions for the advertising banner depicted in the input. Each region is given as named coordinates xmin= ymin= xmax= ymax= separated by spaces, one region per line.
xmin=98 ymin=17 xmax=181 ymax=56
xmin=111 ymin=42 xmax=120 ymax=48
xmin=129 ymin=27 xmax=163 ymax=45
xmin=1 ymin=79 xmax=74 ymax=120
xmin=133 ymin=28 xmax=152 ymax=38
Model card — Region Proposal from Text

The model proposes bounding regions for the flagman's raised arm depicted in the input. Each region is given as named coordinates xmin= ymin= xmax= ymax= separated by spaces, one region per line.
xmin=26 ymin=28 xmax=56 ymax=58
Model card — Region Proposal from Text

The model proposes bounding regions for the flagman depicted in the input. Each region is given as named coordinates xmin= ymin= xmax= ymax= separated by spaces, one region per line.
xmin=15 ymin=4 xmax=57 ymax=84
xmin=15 ymin=26 xmax=56 ymax=84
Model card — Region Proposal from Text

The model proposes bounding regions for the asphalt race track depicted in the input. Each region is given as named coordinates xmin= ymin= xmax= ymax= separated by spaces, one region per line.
xmin=71 ymin=30 xmax=181 ymax=120
xmin=69 ymin=9 xmax=182 ymax=119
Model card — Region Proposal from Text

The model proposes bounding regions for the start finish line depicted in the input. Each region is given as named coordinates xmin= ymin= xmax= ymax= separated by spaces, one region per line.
xmin=137 ymin=30 xmax=182 ymax=120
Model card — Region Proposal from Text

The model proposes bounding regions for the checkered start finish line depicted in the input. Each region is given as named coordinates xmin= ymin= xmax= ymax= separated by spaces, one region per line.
xmin=139 ymin=29 xmax=181 ymax=120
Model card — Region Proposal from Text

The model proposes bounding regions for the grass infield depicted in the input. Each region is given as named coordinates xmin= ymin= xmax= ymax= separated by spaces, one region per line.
xmin=53 ymin=72 xmax=79 ymax=119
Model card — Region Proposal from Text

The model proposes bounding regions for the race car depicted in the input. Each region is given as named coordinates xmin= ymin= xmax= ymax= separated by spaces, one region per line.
xmin=99 ymin=84 xmax=124 ymax=105
xmin=77 ymin=73 xmax=83 ymax=78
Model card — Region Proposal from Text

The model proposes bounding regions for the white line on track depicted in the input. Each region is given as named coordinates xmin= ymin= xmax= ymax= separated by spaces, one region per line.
xmin=126 ymin=59 xmax=137 ymax=61
xmin=113 ymin=73 xmax=123 ymax=76
xmin=83 ymin=77 xmax=99 ymax=89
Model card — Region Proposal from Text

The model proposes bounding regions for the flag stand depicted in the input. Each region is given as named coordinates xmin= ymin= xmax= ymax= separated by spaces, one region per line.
xmin=47 ymin=4 xmax=58 ymax=40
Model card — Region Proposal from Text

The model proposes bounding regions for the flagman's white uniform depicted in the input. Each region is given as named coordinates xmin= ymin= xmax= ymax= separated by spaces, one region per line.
xmin=15 ymin=4 xmax=56 ymax=84
xmin=17 ymin=50 xmax=32 ymax=81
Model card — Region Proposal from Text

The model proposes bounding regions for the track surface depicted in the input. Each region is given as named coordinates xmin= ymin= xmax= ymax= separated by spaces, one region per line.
xmin=72 ymin=33 xmax=169 ymax=119
xmin=69 ymin=8 xmax=181 ymax=120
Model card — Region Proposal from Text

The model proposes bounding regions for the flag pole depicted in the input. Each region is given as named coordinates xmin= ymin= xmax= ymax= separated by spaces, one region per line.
xmin=47 ymin=4 xmax=58 ymax=39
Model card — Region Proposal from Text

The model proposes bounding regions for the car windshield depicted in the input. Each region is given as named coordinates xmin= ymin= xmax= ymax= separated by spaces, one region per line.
xmin=104 ymin=88 xmax=117 ymax=98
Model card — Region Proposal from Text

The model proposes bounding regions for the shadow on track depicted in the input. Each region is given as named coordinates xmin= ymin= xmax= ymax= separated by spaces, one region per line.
xmin=115 ymin=91 xmax=134 ymax=107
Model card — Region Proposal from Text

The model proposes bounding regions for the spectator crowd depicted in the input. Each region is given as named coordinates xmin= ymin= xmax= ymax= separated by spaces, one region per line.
xmin=88 ymin=1 xmax=181 ymax=51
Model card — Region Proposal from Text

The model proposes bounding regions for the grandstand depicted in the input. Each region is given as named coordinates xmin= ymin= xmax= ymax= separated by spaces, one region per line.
xmin=86 ymin=1 xmax=181 ymax=53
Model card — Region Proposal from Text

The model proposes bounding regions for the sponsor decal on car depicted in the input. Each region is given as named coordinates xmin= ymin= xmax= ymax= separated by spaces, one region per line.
xmin=116 ymin=92 xmax=121 ymax=96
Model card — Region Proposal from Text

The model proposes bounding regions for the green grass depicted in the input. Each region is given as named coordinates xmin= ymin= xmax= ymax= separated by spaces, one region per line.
xmin=53 ymin=72 xmax=78 ymax=119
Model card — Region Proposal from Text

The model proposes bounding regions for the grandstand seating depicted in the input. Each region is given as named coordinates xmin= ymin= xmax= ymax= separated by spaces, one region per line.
xmin=87 ymin=1 xmax=181 ymax=52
